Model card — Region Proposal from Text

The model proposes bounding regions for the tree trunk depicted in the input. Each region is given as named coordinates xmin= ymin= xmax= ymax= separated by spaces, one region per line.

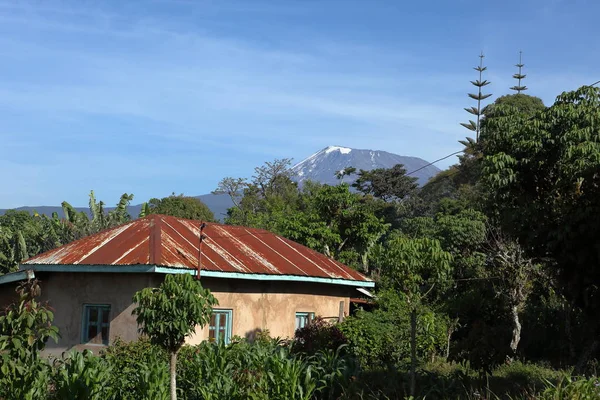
xmin=410 ymin=308 xmax=417 ymax=397
xmin=446 ymin=320 xmax=457 ymax=359
xmin=576 ymin=339 xmax=599 ymax=374
xmin=360 ymin=251 xmax=369 ymax=274
xmin=170 ymin=350 xmax=178 ymax=400
xmin=509 ymin=304 xmax=522 ymax=355
xmin=564 ymin=302 xmax=576 ymax=361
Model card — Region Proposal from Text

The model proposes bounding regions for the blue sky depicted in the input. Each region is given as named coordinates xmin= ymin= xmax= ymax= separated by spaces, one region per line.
xmin=1 ymin=0 xmax=598 ymax=208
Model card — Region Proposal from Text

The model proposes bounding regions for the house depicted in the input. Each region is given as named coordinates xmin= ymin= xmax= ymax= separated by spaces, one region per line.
xmin=0 ymin=214 xmax=374 ymax=355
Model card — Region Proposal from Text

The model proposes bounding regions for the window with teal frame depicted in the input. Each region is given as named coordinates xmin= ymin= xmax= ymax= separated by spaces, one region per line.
xmin=295 ymin=312 xmax=315 ymax=330
xmin=81 ymin=304 xmax=111 ymax=345
xmin=209 ymin=309 xmax=232 ymax=344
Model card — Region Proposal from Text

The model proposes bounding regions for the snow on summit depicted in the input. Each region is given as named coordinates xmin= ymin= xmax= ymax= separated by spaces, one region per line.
xmin=291 ymin=146 xmax=440 ymax=187
xmin=325 ymin=146 xmax=352 ymax=154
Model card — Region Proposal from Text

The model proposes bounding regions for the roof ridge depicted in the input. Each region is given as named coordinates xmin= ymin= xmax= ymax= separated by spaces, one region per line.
xmin=149 ymin=214 xmax=162 ymax=265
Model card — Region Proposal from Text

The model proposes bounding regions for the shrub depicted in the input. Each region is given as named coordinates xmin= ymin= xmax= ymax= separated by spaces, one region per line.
xmin=177 ymin=337 xmax=358 ymax=400
xmin=0 ymin=279 xmax=58 ymax=400
xmin=294 ymin=316 xmax=348 ymax=355
xmin=540 ymin=375 xmax=600 ymax=399
xmin=488 ymin=361 xmax=564 ymax=396
xmin=101 ymin=337 xmax=169 ymax=400
xmin=51 ymin=349 xmax=112 ymax=399
xmin=340 ymin=292 xmax=448 ymax=370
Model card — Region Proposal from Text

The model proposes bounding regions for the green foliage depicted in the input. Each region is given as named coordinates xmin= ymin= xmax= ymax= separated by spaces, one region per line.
xmin=510 ymin=51 xmax=528 ymax=94
xmin=402 ymin=206 xmax=487 ymax=270
xmin=62 ymin=191 xmax=134 ymax=237
xmin=482 ymin=86 xmax=600 ymax=322
xmin=51 ymin=350 xmax=113 ymax=400
xmin=177 ymin=339 xmax=356 ymax=400
xmin=461 ymin=53 xmax=492 ymax=141
xmin=371 ymin=235 xmax=452 ymax=300
xmin=101 ymin=338 xmax=169 ymax=400
xmin=341 ymin=291 xmax=449 ymax=370
xmin=0 ymin=210 xmax=70 ymax=274
xmin=0 ymin=191 xmax=137 ymax=275
xmin=293 ymin=316 xmax=348 ymax=356
xmin=148 ymin=194 xmax=215 ymax=221
xmin=226 ymin=171 xmax=389 ymax=272
xmin=483 ymin=93 xmax=545 ymax=121
xmin=490 ymin=361 xmax=563 ymax=396
xmin=352 ymin=164 xmax=418 ymax=202
xmin=541 ymin=375 xmax=600 ymax=399
xmin=0 ymin=279 xmax=58 ymax=400
xmin=133 ymin=274 xmax=218 ymax=353
xmin=133 ymin=273 xmax=218 ymax=399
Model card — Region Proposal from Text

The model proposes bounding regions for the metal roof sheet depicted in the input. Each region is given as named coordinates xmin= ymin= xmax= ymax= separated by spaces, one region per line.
xmin=23 ymin=214 xmax=372 ymax=284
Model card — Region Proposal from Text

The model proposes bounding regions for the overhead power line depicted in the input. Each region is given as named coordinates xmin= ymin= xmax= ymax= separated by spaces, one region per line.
xmin=405 ymin=150 xmax=464 ymax=177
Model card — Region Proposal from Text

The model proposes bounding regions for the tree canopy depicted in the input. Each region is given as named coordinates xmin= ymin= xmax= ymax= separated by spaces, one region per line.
xmin=147 ymin=194 xmax=215 ymax=222
xmin=133 ymin=274 xmax=217 ymax=400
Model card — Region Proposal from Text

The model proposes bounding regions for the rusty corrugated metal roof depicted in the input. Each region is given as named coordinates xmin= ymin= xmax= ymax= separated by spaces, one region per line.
xmin=23 ymin=214 xmax=372 ymax=283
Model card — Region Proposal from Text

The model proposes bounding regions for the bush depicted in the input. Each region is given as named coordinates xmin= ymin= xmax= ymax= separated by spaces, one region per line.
xmin=488 ymin=361 xmax=564 ymax=396
xmin=101 ymin=337 xmax=169 ymax=400
xmin=541 ymin=375 xmax=600 ymax=399
xmin=340 ymin=291 xmax=448 ymax=370
xmin=294 ymin=316 xmax=348 ymax=356
xmin=178 ymin=338 xmax=354 ymax=400
xmin=0 ymin=279 xmax=58 ymax=400
xmin=51 ymin=350 xmax=112 ymax=399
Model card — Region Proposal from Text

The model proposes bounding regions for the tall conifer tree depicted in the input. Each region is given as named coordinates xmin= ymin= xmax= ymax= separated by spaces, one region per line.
xmin=510 ymin=51 xmax=528 ymax=93
xmin=461 ymin=53 xmax=492 ymax=142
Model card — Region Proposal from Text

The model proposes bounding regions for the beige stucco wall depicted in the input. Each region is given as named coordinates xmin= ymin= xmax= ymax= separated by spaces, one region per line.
xmin=38 ymin=272 xmax=165 ymax=355
xmin=188 ymin=277 xmax=351 ymax=344
xmin=30 ymin=272 xmax=353 ymax=356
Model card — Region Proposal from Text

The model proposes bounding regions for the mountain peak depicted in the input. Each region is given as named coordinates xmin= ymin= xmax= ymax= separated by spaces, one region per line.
xmin=324 ymin=145 xmax=352 ymax=155
xmin=291 ymin=146 xmax=440 ymax=186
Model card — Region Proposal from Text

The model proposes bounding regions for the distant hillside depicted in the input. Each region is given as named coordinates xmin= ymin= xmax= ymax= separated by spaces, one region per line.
xmin=1 ymin=146 xmax=441 ymax=221
xmin=0 ymin=194 xmax=235 ymax=222
xmin=291 ymin=146 xmax=439 ymax=186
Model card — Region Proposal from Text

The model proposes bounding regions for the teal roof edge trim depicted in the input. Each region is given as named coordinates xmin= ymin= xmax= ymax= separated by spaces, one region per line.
xmin=19 ymin=264 xmax=375 ymax=288
xmin=154 ymin=267 xmax=376 ymax=288
xmin=21 ymin=265 xmax=154 ymax=273
xmin=0 ymin=270 xmax=35 ymax=285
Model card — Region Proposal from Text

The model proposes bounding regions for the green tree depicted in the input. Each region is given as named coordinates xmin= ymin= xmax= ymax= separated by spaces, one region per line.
xmin=371 ymin=235 xmax=452 ymax=395
xmin=510 ymin=51 xmax=527 ymax=94
xmin=483 ymin=93 xmax=545 ymax=121
xmin=486 ymin=229 xmax=537 ymax=358
xmin=60 ymin=191 xmax=134 ymax=238
xmin=213 ymin=177 xmax=247 ymax=210
xmin=461 ymin=53 xmax=492 ymax=142
xmin=352 ymin=164 xmax=418 ymax=202
xmin=0 ymin=227 xmax=27 ymax=274
xmin=296 ymin=182 xmax=389 ymax=272
xmin=147 ymin=194 xmax=215 ymax=221
xmin=132 ymin=274 xmax=218 ymax=400
xmin=482 ymin=85 xmax=600 ymax=369
xmin=224 ymin=159 xmax=299 ymax=228
xmin=0 ymin=210 xmax=74 ymax=274
xmin=0 ymin=279 xmax=59 ymax=400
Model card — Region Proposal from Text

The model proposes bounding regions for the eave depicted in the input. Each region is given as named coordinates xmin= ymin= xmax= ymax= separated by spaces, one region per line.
xmin=19 ymin=264 xmax=376 ymax=288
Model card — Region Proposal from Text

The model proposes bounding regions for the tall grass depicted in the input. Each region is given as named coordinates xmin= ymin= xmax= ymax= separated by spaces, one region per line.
xmin=35 ymin=338 xmax=599 ymax=400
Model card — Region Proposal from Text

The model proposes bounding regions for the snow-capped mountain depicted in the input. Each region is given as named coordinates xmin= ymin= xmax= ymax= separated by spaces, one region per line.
xmin=291 ymin=146 xmax=440 ymax=186
xmin=1 ymin=146 xmax=442 ymax=221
